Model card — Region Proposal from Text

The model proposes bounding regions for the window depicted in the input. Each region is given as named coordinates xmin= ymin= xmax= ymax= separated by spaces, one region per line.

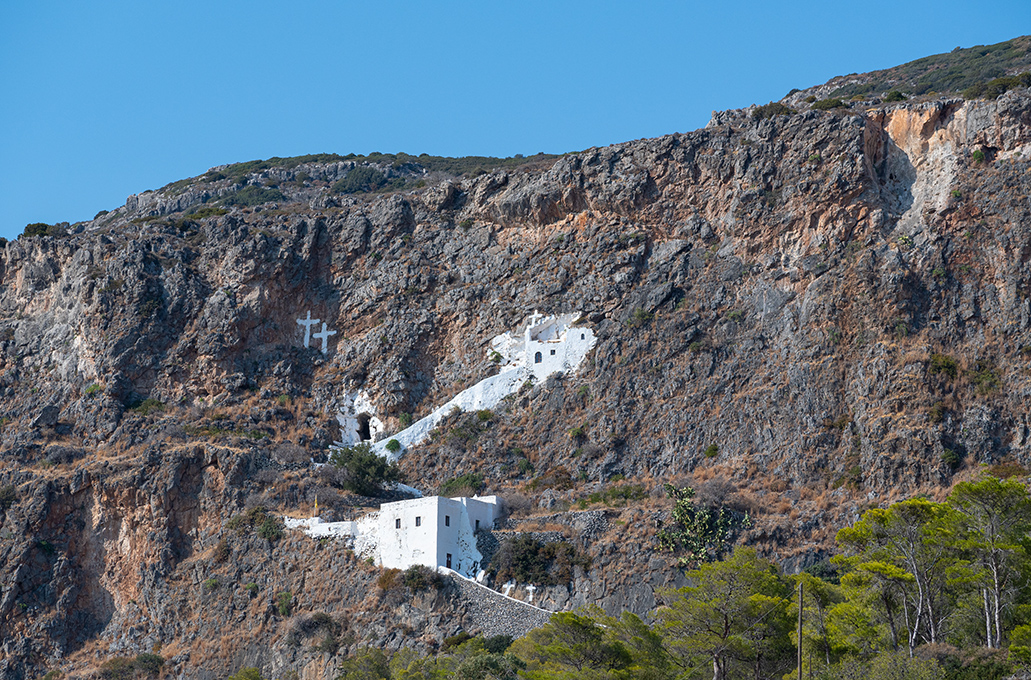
xmin=550 ymin=349 xmax=556 ymax=356
xmin=475 ymin=519 xmax=480 ymax=531
xmin=534 ymin=351 xmax=542 ymax=363
xmin=395 ymin=518 xmax=401 ymax=529
xmin=581 ymin=333 xmax=585 ymax=340
xmin=415 ymin=516 xmax=421 ymax=527
xmin=446 ymin=553 xmax=452 ymax=569
xmin=445 ymin=515 xmax=450 ymax=527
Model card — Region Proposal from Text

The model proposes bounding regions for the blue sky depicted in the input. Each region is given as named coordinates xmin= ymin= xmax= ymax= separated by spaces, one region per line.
xmin=1 ymin=1 xmax=1029 ymax=240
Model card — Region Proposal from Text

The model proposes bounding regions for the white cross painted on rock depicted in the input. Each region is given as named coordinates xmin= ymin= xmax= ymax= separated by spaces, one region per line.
xmin=313 ymin=322 xmax=337 ymax=355
xmin=297 ymin=311 xmax=319 ymax=348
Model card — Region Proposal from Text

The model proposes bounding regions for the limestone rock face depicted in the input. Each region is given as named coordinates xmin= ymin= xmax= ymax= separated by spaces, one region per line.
xmin=4 ymin=90 xmax=1031 ymax=677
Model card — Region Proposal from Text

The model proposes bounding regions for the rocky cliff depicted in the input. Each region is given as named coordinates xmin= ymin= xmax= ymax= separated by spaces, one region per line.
xmin=3 ymin=68 xmax=1031 ymax=678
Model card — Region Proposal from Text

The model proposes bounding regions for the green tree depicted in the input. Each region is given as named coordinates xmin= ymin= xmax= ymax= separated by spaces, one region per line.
xmin=226 ymin=668 xmax=266 ymax=680
xmin=791 ymin=572 xmax=845 ymax=676
xmin=948 ymin=476 xmax=1031 ymax=648
xmin=329 ymin=442 xmax=402 ymax=496
xmin=509 ymin=610 xmax=633 ymax=679
xmin=836 ymin=499 xmax=958 ymax=653
xmin=656 ymin=547 xmax=791 ymax=680
xmin=337 ymin=648 xmax=391 ymax=680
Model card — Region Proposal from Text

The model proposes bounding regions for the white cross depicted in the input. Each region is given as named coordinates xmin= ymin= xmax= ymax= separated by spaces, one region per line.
xmin=313 ymin=322 xmax=337 ymax=355
xmin=296 ymin=311 xmax=319 ymax=348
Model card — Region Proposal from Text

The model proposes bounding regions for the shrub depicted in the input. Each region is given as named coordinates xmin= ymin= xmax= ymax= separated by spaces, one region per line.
xmin=227 ymin=668 xmax=266 ymax=680
xmin=329 ymin=442 xmax=402 ymax=496
xmin=628 ymin=307 xmax=653 ymax=328
xmin=972 ymin=149 xmax=986 ymax=163
xmin=442 ymin=631 xmax=474 ymax=651
xmin=385 ymin=439 xmax=401 ymax=453
xmin=0 ymin=485 xmax=16 ymax=512
xmin=807 ymin=153 xmax=822 ymax=163
xmin=203 ymin=578 xmax=219 ymax=591
xmin=84 ymin=383 xmax=103 ymax=397
xmin=99 ymin=658 xmax=136 ymax=680
xmin=401 ymin=564 xmax=443 ymax=591
xmin=951 ymin=189 xmax=962 ymax=199
xmin=483 ymin=635 xmax=513 ymax=654
xmin=133 ymin=653 xmax=165 ymax=676
xmin=440 ymin=472 xmax=485 ymax=497
xmin=703 ymin=444 xmax=719 ymax=459
xmin=459 ymin=219 xmax=473 ymax=230
xmin=476 ymin=409 xmax=493 ymax=422
xmin=929 ymin=353 xmax=958 ymax=379
xmin=22 ymin=223 xmax=51 ymax=238
xmin=331 ymin=166 xmax=387 ymax=194
xmin=884 ymin=90 xmax=907 ymax=102
xmin=489 ymin=535 xmax=591 ymax=585
xmin=257 ymin=516 xmax=284 ymax=541
xmin=517 ymin=458 xmax=534 ymax=475
xmin=812 ymin=98 xmax=846 ymax=111
xmin=568 ymin=425 xmax=586 ymax=440
xmin=222 ymin=185 xmax=285 ymax=207
xmin=377 ymin=568 xmax=401 ymax=591
xmin=186 ymin=205 xmax=228 ymax=220
xmin=970 ymin=360 xmax=1001 ymax=395
xmin=929 ymin=402 xmax=945 ymax=424
xmin=398 ymin=412 xmax=413 ymax=427
xmin=226 ymin=506 xmax=283 ymax=542
xmin=941 ymin=449 xmax=961 ymax=469
xmin=245 ymin=582 xmax=258 ymax=595
xmin=276 ymin=591 xmax=292 ymax=616
xmin=751 ymin=102 xmax=795 ymax=120
xmin=583 ymin=483 xmax=648 ymax=507
xmin=213 ymin=538 xmax=230 ymax=563
xmin=804 ymin=95 xmax=817 ymax=103
xmin=131 ymin=398 xmax=165 ymax=416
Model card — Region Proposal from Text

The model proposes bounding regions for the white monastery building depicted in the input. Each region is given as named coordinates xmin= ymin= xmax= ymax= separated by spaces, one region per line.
xmin=285 ymin=495 xmax=500 ymax=580
xmin=372 ymin=495 xmax=499 ymax=577
xmin=330 ymin=312 xmax=596 ymax=461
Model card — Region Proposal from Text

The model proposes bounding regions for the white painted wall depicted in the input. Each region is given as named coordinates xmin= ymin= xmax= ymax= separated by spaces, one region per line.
xmin=365 ymin=312 xmax=596 ymax=462
xmin=283 ymin=516 xmax=357 ymax=538
xmin=361 ymin=495 xmax=498 ymax=578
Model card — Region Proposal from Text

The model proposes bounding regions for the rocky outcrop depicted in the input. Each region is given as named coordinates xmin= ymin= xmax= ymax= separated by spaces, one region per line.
xmin=3 ymin=86 xmax=1031 ymax=677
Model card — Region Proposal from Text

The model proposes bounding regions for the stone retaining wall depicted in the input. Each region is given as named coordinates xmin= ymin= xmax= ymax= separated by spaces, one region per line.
xmin=446 ymin=572 xmax=551 ymax=639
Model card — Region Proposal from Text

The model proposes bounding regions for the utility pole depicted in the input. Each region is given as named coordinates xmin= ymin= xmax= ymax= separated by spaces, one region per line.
xmin=797 ymin=580 xmax=803 ymax=680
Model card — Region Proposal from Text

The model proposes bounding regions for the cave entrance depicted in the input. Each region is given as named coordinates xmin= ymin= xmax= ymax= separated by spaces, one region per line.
xmin=356 ymin=414 xmax=372 ymax=441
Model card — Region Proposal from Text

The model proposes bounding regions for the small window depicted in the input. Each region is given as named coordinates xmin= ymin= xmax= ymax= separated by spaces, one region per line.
xmin=445 ymin=515 xmax=450 ymax=527
xmin=415 ymin=516 xmax=421 ymax=527
xmin=395 ymin=518 xmax=401 ymax=529
xmin=475 ymin=519 xmax=480 ymax=531
xmin=446 ymin=553 xmax=452 ymax=569
xmin=550 ymin=349 xmax=556 ymax=356
xmin=581 ymin=333 xmax=585 ymax=340
xmin=534 ymin=351 xmax=542 ymax=363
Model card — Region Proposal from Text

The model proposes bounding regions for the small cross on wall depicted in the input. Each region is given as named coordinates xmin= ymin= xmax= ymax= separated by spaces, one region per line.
xmin=312 ymin=322 xmax=337 ymax=355
xmin=296 ymin=311 xmax=320 ymax=348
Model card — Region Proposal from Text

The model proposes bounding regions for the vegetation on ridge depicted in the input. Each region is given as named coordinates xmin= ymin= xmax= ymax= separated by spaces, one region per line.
xmin=826 ymin=35 xmax=1031 ymax=98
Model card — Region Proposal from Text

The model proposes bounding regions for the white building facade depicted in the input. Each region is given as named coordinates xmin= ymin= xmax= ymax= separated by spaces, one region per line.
xmin=372 ymin=495 xmax=499 ymax=578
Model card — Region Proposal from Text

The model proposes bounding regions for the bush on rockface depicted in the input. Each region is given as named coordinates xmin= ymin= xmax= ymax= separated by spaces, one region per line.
xmin=752 ymin=102 xmax=796 ymax=120
xmin=440 ymin=472 xmax=484 ymax=497
xmin=489 ymin=535 xmax=591 ymax=585
xmin=329 ymin=442 xmax=402 ymax=496
xmin=812 ymin=97 xmax=847 ymax=110
xmin=226 ymin=506 xmax=284 ymax=542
